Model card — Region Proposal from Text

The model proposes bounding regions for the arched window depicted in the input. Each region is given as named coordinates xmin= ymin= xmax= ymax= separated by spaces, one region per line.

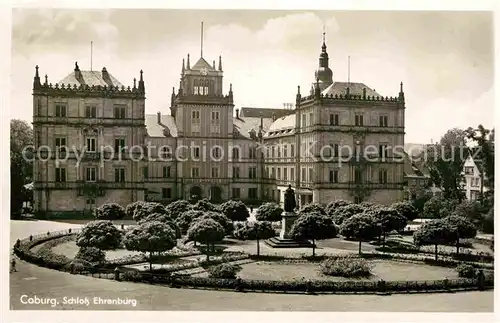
xmin=193 ymin=79 xmax=199 ymax=95
xmin=203 ymin=80 xmax=209 ymax=95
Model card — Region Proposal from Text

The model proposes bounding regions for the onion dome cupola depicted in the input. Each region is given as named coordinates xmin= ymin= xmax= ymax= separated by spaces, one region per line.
xmin=314 ymin=32 xmax=333 ymax=89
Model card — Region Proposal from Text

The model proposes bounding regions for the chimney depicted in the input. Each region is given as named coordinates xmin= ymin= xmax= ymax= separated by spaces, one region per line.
xmin=235 ymin=109 xmax=239 ymax=119
xmin=157 ymin=111 xmax=161 ymax=124
xmin=74 ymin=62 xmax=82 ymax=83
xmin=102 ymin=67 xmax=110 ymax=84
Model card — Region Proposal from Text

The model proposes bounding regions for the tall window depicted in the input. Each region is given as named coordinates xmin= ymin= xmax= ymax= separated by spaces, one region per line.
xmin=114 ymin=138 xmax=125 ymax=153
xmin=114 ymin=168 xmax=125 ymax=182
xmin=213 ymin=147 xmax=221 ymax=159
xmin=163 ymin=166 xmax=171 ymax=178
xmin=248 ymin=188 xmax=258 ymax=199
xmin=86 ymin=137 xmax=96 ymax=152
xmin=191 ymin=167 xmax=200 ymax=178
xmin=329 ymin=113 xmax=339 ymax=126
xmin=355 ymin=114 xmax=364 ymax=126
xmin=162 ymin=188 xmax=172 ymax=199
xmin=379 ymin=144 xmax=388 ymax=159
xmin=290 ymin=168 xmax=295 ymax=181
xmin=309 ymin=168 xmax=314 ymax=183
xmin=249 ymin=167 xmax=257 ymax=179
xmin=277 ymin=168 xmax=281 ymax=180
xmin=232 ymin=188 xmax=241 ymax=199
xmin=283 ymin=168 xmax=288 ymax=181
xmin=114 ymin=106 xmax=126 ymax=119
xmin=55 ymin=137 xmax=67 ymax=154
xmin=232 ymin=147 xmax=240 ymax=160
xmin=379 ymin=169 xmax=388 ymax=184
xmin=283 ymin=144 xmax=288 ymax=158
xmin=55 ymin=168 xmax=66 ymax=182
xmin=249 ymin=147 xmax=256 ymax=159
xmin=211 ymin=167 xmax=219 ymax=178
xmin=354 ymin=169 xmax=362 ymax=183
xmin=211 ymin=111 xmax=220 ymax=121
xmin=192 ymin=110 xmax=200 ymax=122
xmin=233 ymin=167 xmax=240 ymax=179
xmin=55 ymin=104 xmax=67 ymax=117
xmin=309 ymin=112 xmax=313 ymax=126
xmin=290 ymin=144 xmax=295 ymax=157
xmin=302 ymin=168 xmax=306 ymax=182
xmin=379 ymin=115 xmax=388 ymax=127
xmin=86 ymin=167 xmax=97 ymax=182
xmin=329 ymin=170 xmax=338 ymax=183
xmin=302 ymin=115 xmax=307 ymax=127
xmin=143 ymin=167 xmax=148 ymax=179
xmin=85 ymin=106 xmax=97 ymax=118
xmin=271 ymin=167 xmax=276 ymax=179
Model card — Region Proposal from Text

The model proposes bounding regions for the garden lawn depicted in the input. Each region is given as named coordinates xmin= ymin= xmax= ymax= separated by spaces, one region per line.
xmin=51 ymin=240 xmax=142 ymax=260
xmin=231 ymin=260 xmax=459 ymax=282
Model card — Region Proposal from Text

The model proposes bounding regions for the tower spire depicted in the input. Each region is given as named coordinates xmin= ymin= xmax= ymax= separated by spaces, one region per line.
xmin=187 ymin=54 xmax=191 ymax=70
xmin=200 ymin=21 xmax=204 ymax=58
xmin=218 ymin=55 xmax=222 ymax=71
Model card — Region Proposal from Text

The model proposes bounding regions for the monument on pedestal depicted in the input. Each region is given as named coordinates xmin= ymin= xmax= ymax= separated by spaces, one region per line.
xmin=265 ymin=184 xmax=313 ymax=248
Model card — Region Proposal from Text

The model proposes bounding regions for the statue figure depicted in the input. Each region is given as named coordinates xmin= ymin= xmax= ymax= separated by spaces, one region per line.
xmin=284 ymin=184 xmax=296 ymax=213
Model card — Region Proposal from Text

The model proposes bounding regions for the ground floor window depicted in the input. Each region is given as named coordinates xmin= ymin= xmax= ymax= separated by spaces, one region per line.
xmin=162 ymin=188 xmax=172 ymax=199
xmin=248 ymin=187 xmax=258 ymax=199
xmin=232 ymin=187 xmax=241 ymax=199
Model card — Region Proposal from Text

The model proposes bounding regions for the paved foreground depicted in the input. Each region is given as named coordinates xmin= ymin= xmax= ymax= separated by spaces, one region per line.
xmin=9 ymin=220 xmax=494 ymax=312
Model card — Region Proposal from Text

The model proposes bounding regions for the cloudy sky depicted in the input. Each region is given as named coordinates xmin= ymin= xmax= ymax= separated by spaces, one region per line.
xmin=11 ymin=9 xmax=494 ymax=143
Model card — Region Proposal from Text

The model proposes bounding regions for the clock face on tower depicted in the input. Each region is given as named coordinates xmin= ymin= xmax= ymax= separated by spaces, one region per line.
xmin=200 ymin=68 xmax=208 ymax=75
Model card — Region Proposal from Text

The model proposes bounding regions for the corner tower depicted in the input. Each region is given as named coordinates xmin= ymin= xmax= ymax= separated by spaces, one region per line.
xmin=314 ymin=31 xmax=334 ymax=91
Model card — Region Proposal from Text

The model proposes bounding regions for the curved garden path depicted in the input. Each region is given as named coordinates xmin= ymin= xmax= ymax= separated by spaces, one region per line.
xmin=9 ymin=220 xmax=494 ymax=311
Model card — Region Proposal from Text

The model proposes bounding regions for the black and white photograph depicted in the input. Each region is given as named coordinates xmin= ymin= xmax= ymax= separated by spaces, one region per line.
xmin=5 ymin=2 xmax=496 ymax=320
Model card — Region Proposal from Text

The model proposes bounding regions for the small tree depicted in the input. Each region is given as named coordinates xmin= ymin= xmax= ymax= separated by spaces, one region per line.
xmin=125 ymin=201 xmax=146 ymax=218
xmin=94 ymin=203 xmax=126 ymax=220
xmin=186 ymin=218 xmax=225 ymax=261
xmin=175 ymin=210 xmax=205 ymax=235
xmin=123 ymin=221 xmax=176 ymax=271
xmin=453 ymin=200 xmax=483 ymax=227
xmin=132 ymin=202 xmax=168 ymax=222
xmin=340 ymin=213 xmax=380 ymax=254
xmin=255 ymin=202 xmax=283 ymax=222
xmin=234 ymin=221 xmax=275 ymax=256
xmin=219 ymin=200 xmax=250 ymax=222
xmin=423 ymin=196 xmax=458 ymax=219
xmin=325 ymin=199 xmax=352 ymax=217
xmin=391 ymin=201 xmax=419 ymax=222
xmin=198 ymin=211 xmax=233 ymax=235
xmin=139 ymin=212 xmax=181 ymax=238
xmin=413 ymin=219 xmax=450 ymax=260
xmin=76 ymin=220 xmax=122 ymax=251
xmin=289 ymin=212 xmax=337 ymax=256
xmin=193 ymin=198 xmax=218 ymax=212
xmin=297 ymin=203 xmax=327 ymax=217
xmin=165 ymin=200 xmax=193 ymax=220
xmin=369 ymin=207 xmax=407 ymax=247
xmin=330 ymin=203 xmax=365 ymax=225
xmin=443 ymin=214 xmax=477 ymax=255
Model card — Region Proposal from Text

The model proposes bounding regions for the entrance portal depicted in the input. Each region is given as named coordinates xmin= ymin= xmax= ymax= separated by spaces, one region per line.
xmin=210 ymin=186 xmax=222 ymax=203
xmin=190 ymin=186 xmax=202 ymax=202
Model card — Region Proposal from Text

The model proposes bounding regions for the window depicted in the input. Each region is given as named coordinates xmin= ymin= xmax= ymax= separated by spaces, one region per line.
xmin=309 ymin=113 xmax=313 ymax=126
xmin=194 ymin=79 xmax=209 ymax=96
xmin=211 ymin=167 xmax=219 ymax=178
xmin=232 ymin=147 xmax=240 ymax=160
xmin=283 ymin=145 xmax=288 ymax=158
xmin=379 ymin=169 xmax=388 ymax=184
xmin=354 ymin=196 xmax=362 ymax=204
xmin=86 ymin=137 xmax=96 ymax=152
xmin=86 ymin=198 xmax=96 ymax=205
xmin=233 ymin=167 xmax=240 ymax=179
xmin=86 ymin=167 xmax=97 ymax=182
xmin=192 ymin=110 xmax=200 ymax=122
xmin=249 ymin=147 xmax=256 ymax=159
xmin=379 ymin=144 xmax=388 ymax=159
xmin=331 ymin=143 xmax=339 ymax=157
xmin=213 ymin=147 xmax=221 ymax=158
xmin=114 ymin=168 xmax=125 ymax=182
xmin=160 ymin=146 xmax=172 ymax=159
xmin=55 ymin=104 xmax=67 ymax=117
xmin=55 ymin=137 xmax=67 ymax=154
xmin=85 ymin=106 xmax=97 ymax=118
xmin=354 ymin=169 xmax=362 ymax=183
xmin=329 ymin=170 xmax=338 ymax=183
xmin=309 ymin=168 xmax=314 ymax=183
xmin=55 ymin=168 xmax=66 ymax=182
xmin=211 ymin=111 xmax=220 ymax=120
xmin=290 ymin=168 xmax=295 ymax=181
xmin=191 ymin=167 xmax=200 ymax=178
xmin=329 ymin=113 xmax=339 ymax=126
xmin=271 ymin=146 xmax=275 ymax=158
xmin=232 ymin=188 xmax=241 ymax=199
xmin=271 ymin=167 xmax=276 ymax=179
xmin=114 ymin=138 xmax=125 ymax=153
xmin=248 ymin=188 xmax=258 ymax=199
xmin=248 ymin=167 xmax=257 ymax=178
xmin=277 ymin=145 xmax=281 ymax=158
xmin=114 ymin=106 xmax=126 ymax=119
xmin=163 ymin=166 xmax=171 ymax=178
xmin=283 ymin=168 xmax=288 ymax=181
xmin=464 ymin=167 xmax=474 ymax=175
xmin=143 ymin=167 xmax=149 ymax=179
xmin=302 ymin=168 xmax=306 ymax=182
xmin=302 ymin=115 xmax=307 ymax=127
xmin=277 ymin=168 xmax=281 ymax=180
xmin=379 ymin=115 xmax=388 ymax=127
xmin=355 ymin=114 xmax=364 ymax=126
xmin=290 ymin=144 xmax=295 ymax=157
xmin=162 ymin=188 xmax=172 ymax=199
xmin=193 ymin=147 xmax=200 ymax=159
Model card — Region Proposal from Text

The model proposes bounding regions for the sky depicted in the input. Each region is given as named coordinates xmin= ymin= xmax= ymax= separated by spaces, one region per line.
xmin=10 ymin=9 xmax=494 ymax=144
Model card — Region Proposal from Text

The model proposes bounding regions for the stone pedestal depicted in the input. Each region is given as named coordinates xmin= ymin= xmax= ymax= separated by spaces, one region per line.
xmin=265 ymin=211 xmax=313 ymax=249
xmin=279 ymin=211 xmax=298 ymax=239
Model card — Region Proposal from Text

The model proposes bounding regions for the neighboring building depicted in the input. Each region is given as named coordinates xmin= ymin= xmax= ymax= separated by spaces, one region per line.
xmin=32 ymin=63 xmax=147 ymax=216
xmin=462 ymin=153 xmax=488 ymax=201
xmin=263 ymin=36 xmax=406 ymax=207
xmin=402 ymin=152 xmax=431 ymax=200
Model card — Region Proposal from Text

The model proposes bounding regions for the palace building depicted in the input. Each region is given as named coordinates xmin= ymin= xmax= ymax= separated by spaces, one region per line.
xmin=31 ymin=34 xmax=406 ymax=216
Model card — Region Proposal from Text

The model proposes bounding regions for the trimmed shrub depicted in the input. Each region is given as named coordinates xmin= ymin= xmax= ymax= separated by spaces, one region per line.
xmin=165 ymin=200 xmax=193 ymax=220
xmin=255 ymin=202 xmax=283 ymax=222
xmin=330 ymin=203 xmax=365 ymax=225
xmin=319 ymin=255 xmax=373 ymax=278
xmin=133 ymin=202 xmax=168 ymax=222
xmin=138 ymin=212 xmax=181 ymax=238
xmin=207 ymin=263 xmax=242 ymax=279
xmin=391 ymin=201 xmax=419 ymax=221
xmin=233 ymin=221 xmax=275 ymax=240
xmin=298 ymin=203 xmax=327 ymax=216
xmin=75 ymin=247 xmax=106 ymax=264
xmin=176 ymin=210 xmax=205 ymax=234
xmin=94 ymin=203 xmax=126 ymax=220
xmin=456 ymin=263 xmax=477 ymax=278
xmin=193 ymin=199 xmax=218 ymax=212
xmin=125 ymin=201 xmax=146 ymax=218
xmin=325 ymin=200 xmax=352 ymax=216
xmin=198 ymin=211 xmax=233 ymax=235
xmin=76 ymin=220 xmax=122 ymax=250
xmin=219 ymin=200 xmax=250 ymax=222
